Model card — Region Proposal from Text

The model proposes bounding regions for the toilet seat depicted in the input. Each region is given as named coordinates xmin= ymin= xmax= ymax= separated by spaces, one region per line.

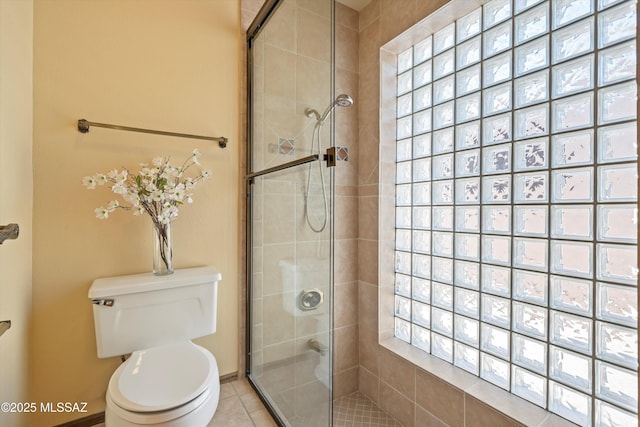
xmin=108 ymin=341 xmax=217 ymax=413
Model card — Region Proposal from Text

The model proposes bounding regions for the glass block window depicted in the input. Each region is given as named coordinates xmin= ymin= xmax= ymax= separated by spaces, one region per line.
xmin=393 ymin=0 xmax=638 ymax=425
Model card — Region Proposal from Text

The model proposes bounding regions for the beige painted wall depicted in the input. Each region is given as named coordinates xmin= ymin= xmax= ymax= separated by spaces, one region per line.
xmin=0 ymin=1 xmax=33 ymax=427
xmin=31 ymin=1 xmax=240 ymax=425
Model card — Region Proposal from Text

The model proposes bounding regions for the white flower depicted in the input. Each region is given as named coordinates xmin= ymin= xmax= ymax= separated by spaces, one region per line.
xmin=82 ymin=176 xmax=96 ymax=189
xmin=201 ymin=170 xmax=211 ymax=179
xmin=95 ymin=174 xmax=108 ymax=186
xmin=192 ymin=149 xmax=202 ymax=165
xmin=107 ymin=169 xmax=119 ymax=180
xmin=95 ymin=207 xmax=109 ymax=219
xmin=106 ymin=200 xmax=119 ymax=211
xmin=133 ymin=206 xmax=145 ymax=216
xmin=112 ymin=183 xmax=127 ymax=195
xmin=152 ymin=157 xmax=165 ymax=167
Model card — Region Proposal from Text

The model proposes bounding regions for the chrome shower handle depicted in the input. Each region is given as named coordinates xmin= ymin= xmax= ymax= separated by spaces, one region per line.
xmin=0 ymin=224 xmax=19 ymax=244
xmin=0 ymin=321 xmax=11 ymax=338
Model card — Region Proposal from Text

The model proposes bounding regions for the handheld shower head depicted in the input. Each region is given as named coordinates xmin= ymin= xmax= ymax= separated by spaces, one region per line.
xmin=319 ymin=94 xmax=353 ymax=123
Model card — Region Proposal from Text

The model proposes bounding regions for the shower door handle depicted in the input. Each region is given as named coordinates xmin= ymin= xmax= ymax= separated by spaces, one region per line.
xmin=324 ymin=147 xmax=337 ymax=167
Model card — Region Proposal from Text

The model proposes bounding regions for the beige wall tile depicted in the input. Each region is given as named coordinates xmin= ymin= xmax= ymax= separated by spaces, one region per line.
xmin=359 ymin=0 xmax=380 ymax=31
xmin=336 ymin=1 xmax=359 ymax=31
xmin=359 ymin=195 xmax=379 ymax=240
xmin=379 ymin=380 xmax=415 ymax=427
xmin=380 ymin=0 xmax=417 ymax=45
xmin=378 ymin=347 xmax=416 ymax=400
xmin=297 ymin=8 xmax=331 ymax=62
xmin=359 ymin=323 xmax=380 ymax=374
xmin=334 ymin=324 xmax=360 ymax=372
xmin=335 ymin=281 xmax=359 ymax=327
xmin=465 ymin=396 xmax=521 ymax=427
xmin=415 ymin=368 xmax=465 ymax=427
xmin=358 ymin=239 xmax=379 ymax=284
xmin=359 ymin=366 xmax=380 ymax=404
xmin=337 ymin=24 xmax=359 ymax=73
xmin=359 ymin=281 xmax=379 ymax=331
xmin=333 ymin=365 xmax=360 ymax=399
xmin=415 ymin=404 xmax=448 ymax=427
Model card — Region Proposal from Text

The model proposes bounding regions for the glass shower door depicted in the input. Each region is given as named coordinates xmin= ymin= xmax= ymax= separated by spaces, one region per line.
xmin=247 ymin=0 xmax=334 ymax=425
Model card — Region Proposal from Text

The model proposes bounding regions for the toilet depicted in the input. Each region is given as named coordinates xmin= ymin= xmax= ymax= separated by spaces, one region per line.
xmin=89 ymin=266 xmax=222 ymax=426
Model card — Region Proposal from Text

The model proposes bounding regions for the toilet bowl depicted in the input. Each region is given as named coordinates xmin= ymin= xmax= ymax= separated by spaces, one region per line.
xmin=105 ymin=342 xmax=220 ymax=427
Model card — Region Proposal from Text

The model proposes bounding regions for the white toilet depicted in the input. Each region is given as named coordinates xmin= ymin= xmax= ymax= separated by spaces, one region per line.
xmin=89 ymin=266 xmax=222 ymax=426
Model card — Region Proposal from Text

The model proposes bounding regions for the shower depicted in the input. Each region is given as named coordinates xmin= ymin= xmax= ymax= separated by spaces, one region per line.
xmin=304 ymin=94 xmax=354 ymax=232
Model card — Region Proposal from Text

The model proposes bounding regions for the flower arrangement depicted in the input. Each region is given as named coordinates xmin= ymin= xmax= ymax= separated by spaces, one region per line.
xmin=82 ymin=149 xmax=210 ymax=274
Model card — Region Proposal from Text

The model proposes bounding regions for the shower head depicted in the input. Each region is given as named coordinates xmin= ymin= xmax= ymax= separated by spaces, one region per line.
xmin=305 ymin=94 xmax=354 ymax=124
xmin=334 ymin=94 xmax=354 ymax=108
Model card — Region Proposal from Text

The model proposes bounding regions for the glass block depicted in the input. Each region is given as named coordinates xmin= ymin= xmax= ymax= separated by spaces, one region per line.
xmin=413 ymin=182 xmax=431 ymax=205
xmin=432 ymin=206 xmax=453 ymax=230
xmin=454 ymin=341 xmax=479 ymax=374
xmin=413 ymin=230 xmax=431 ymax=254
xmin=455 ymin=288 xmax=480 ymax=318
xmin=550 ymin=310 xmax=592 ymax=354
xmin=413 ymin=133 xmax=432 ymax=158
xmin=484 ymin=0 xmax=512 ymax=28
xmin=551 ymin=92 xmax=594 ymax=132
xmin=550 ymin=275 xmax=592 ymax=316
xmin=552 ymin=54 xmax=594 ymax=98
xmin=552 ymin=18 xmax=594 ymax=64
xmin=456 ymin=92 xmax=481 ymax=123
xmin=433 ymin=101 xmax=454 ymax=129
xmin=481 ymin=352 xmax=510 ymax=389
xmin=551 ymin=129 xmax=594 ymax=167
xmin=432 ymin=231 xmax=453 ymax=257
xmin=396 ymin=228 xmax=411 ymax=251
xmin=455 ymin=260 xmax=480 ymax=290
xmin=396 ymin=184 xmax=412 ymax=206
xmin=455 ymin=206 xmax=480 ymax=232
xmin=397 ymin=116 xmax=412 ymax=139
xmin=513 ymin=238 xmax=548 ymax=272
xmin=553 ymin=0 xmax=594 ymax=29
xmin=483 ymin=53 xmax=511 ymax=89
xmin=412 ymin=300 xmax=431 ymax=328
xmin=398 ymin=70 xmax=412 ymax=95
xmin=413 ymin=60 xmax=432 ymax=88
xmin=598 ymin=1 xmax=637 ymax=48
xmin=551 ymin=205 xmax=593 ymax=240
xmin=457 ymin=64 xmax=481 ymax=95
xmin=456 ymin=121 xmax=481 ymax=151
xmin=482 ymin=235 xmax=511 ymax=266
xmin=414 ymin=36 xmax=432 ymax=65
xmin=514 ymin=206 xmax=548 ymax=237
xmin=483 ymin=144 xmax=511 ymax=175
xmin=551 ymin=168 xmax=594 ymax=203
xmin=396 ymin=161 xmax=411 ymax=184
xmin=513 ymin=334 xmax=547 ymax=374
xmin=456 ymin=149 xmax=480 ymax=177
xmin=413 ymin=108 xmax=432 ymax=134
xmin=551 ymin=240 xmax=593 ymax=278
xmin=597 ymin=282 xmax=637 ymax=328
xmin=481 ymin=323 xmax=510 ymax=358
xmin=482 ymin=264 xmax=511 ymax=296
xmin=512 ymin=365 xmax=547 ymax=407
xmin=599 ymin=41 xmax=636 ymax=86
xmin=395 ymin=317 xmax=411 ymax=342
xmin=597 ymin=204 xmax=638 ymax=243
xmin=483 ymin=113 xmax=512 ymax=145
xmin=595 ymin=360 xmax=638 ymax=412
xmin=596 ymin=321 xmax=638 ymax=369
xmin=412 ymin=324 xmax=431 ymax=353
xmin=516 ymin=2 xmax=549 ymax=45
xmin=457 ymin=36 xmax=481 ymax=70
xmin=456 ymin=178 xmax=481 ymax=204
xmin=598 ymin=81 xmax=637 ymax=124
xmin=434 ymin=22 xmax=455 ymax=55
xmin=433 ymin=49 xmax=455 ymax=80
xmin=433 ymin=127 xmax=454 ymax=154
xmin=548 ymin=380 xmax=592 ymax=426
xmin=515 ymin=70 xmax=549 ymax=108
xmin=413 ymin=157 xmax=431 ymax=182
xmin=457 ymin=8 xmax=482 ymax=42
xmin=550 ymin=346 xmax=592 ymax=392
xmin=395 ymin=250 xmax=411 ymax=274
xmin=515 ymin=35 xmax=549 ymax=76
xmin=595 ymin=400 xmax=638 ymax=427
xmin=516 ymin=0 xmax=545 ymax=13
xmin=484 ymin=21 xmax=512 ymax=58
xmin=456 ymin=233 xmax=480 ymax=260
xmin=412 ymin=277 xmax=431 ymax=303
xmin=432 ymin=332 xmax=453 ymax=363
xmin=432 ymin=155 xmax=453 ymax=180
xmin=483 ymin=82 xmax=512 ymax=116
xmin=597 ymin=243 xmax=638 ymax=285
xmin=396 ymin=138 xmax=412 ymax=162
xmin=412 ymin=206 xmax=430 ymax=229
xmin=598 ymin=164 xmax=638 ymax=202
xmin=514 ymin=138 xmax=548 ymax=171
xmin=433 ymin=76 xmax=454 ymax=105
xmin=514 ymin=172 xmax=548 ymax=203
xmin=432 ymin=257 xmax=454 ymax=284
xmin=397 ymin=93 xmax=412 ymax=118
xmin=514 ymin=104 xmax=548 ymax=139
xmin=513 ymin=269 xmax=548 ymax=304
xmin=598 ymin=122 xmax=637 ymax=164
xmin=482 ymin=294 xmax=511 ymax=328
xmin=395 ymin=295 xmax=411 ymax=320
xmin=395 ymin=273 xmax=411 ymax=297
xmin=413 ymin=84 xmax=432 ymax=111
xmin=514 ymin=302 xmax=548 ymax=340
xmin=412 ymin=253 xmax=431 ymax=279
xmin=482 ymin=175 xmax=511 ymax=204
xmin=433 ymin=181 xmax=453 ymax=205
xmin=398 ymin=47 xmax=413 ymax=74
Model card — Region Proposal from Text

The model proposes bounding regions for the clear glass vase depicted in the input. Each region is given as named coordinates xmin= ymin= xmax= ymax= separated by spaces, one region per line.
xmin=152 ymin=221 xmax=173 ymax=275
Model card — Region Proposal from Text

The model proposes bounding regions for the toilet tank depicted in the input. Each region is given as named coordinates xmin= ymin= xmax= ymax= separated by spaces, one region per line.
xmin=88 ymin=266 xmax=221 ymax=358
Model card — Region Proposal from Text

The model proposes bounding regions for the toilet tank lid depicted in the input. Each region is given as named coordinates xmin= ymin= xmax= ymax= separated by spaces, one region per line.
xmin=89 ymin=266 xmax=221 ymax=299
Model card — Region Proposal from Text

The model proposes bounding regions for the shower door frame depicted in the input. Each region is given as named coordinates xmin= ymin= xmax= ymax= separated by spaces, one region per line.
xmin=245 ymin=0 xmax=337 ymax=425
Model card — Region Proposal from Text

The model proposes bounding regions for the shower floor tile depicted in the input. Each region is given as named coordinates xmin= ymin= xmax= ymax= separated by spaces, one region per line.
xmin=333 ymin=392 xmax=401 ymax=427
